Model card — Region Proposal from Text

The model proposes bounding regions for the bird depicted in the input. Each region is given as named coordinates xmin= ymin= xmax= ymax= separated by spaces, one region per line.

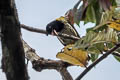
xmin=46 ymin=16 xmax=80 ymax=46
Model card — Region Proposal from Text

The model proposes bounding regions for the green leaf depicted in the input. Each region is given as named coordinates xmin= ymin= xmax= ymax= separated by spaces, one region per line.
xmin=110 ymin=0 xmax=117 ymax=6
xmin=93 ymin=43 xmax=105 ymax=52
xmin=90 ymin=54 xmax=99 ymax=62
xmin=84 ymin=5 xmax=96 ymax=24
xmin=106 ymin=42 xmax=115 ymax=49
xmin=87 ymin=46 xmax=101 ymax=54
xmin=86 ymin=27 xmax=95 ymax=33
xmin=113 ymin=55 xmax=120 ymax=62
xmin=74 ymin=31 xmax=97 ymax=50
xmin=93 ymin=2 xmax=102 ymax=25
xmin=74 ymin=28 xmax=118 ymax=55
xmin=91 ymin=28 xmax=118 ymax=43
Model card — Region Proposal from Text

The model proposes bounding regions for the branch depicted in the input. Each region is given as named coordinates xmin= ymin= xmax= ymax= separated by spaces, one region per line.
xmin=22 ymin=39 xmax=73 ymax=80
xmin=0 ymin=33 xmax=3 ymax=37
xmin=0 ymin=0 xmax=29 ymax=80
xmin=59 ymin=68 xmax=73 ymax=80
xmin=104 ymin=49 xmax=120 ymax=58
xmin=75 ymin=42 xmax=120 ymax=80
xmin=21 ymin=24 xmax=80 ymax=40
xmin=21 ymin=24 xmax=47 ymax=34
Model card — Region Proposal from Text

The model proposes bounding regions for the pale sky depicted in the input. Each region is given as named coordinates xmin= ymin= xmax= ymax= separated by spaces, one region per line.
xmin=0 ymin=0 xmax=120 ymax=80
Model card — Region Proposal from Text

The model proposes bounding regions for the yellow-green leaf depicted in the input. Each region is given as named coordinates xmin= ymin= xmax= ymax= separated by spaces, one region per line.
xmin=108 ymin=19 xmax=120 ymax=31
xmin=56 ymin=45 xmax=89 ymax=67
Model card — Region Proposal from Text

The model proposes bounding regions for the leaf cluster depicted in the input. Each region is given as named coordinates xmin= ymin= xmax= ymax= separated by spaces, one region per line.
xmin=56 ymin=0 xmax=120 ymax=66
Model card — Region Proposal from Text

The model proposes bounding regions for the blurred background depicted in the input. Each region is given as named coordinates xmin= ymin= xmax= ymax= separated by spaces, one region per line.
xmin=0 ymin=0 xmax=120 ymax=80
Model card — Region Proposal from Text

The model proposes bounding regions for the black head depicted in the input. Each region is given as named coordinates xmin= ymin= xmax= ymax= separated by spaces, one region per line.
xmin=46 ymin=20 xmax=64 ymax=35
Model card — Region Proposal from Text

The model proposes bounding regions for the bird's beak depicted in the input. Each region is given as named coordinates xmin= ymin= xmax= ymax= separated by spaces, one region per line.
xmin=53 ymin=29 xmax=58 ymax=36
xmin=46 ymin=30 xmax=58 ymax=36
xmin=51 ymin=30 xmax=58 ymax=36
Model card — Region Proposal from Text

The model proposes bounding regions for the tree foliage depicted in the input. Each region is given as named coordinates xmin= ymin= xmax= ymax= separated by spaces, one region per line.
xmin=57 ymin=0 xmax=120 ymax=66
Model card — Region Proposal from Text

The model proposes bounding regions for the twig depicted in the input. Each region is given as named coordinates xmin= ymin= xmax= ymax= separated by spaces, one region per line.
xmin=113 ymin=52 xmax=120 ymax=57
xmin=21 ymin=24 xmax=80 ymax=40
xmin=22 ymin=39 xmax=73 ymax=80
xmin=75 ymin=42 xmax=120 ymax=80
xmin=21 ymin=24 xmax=47 ymax=34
